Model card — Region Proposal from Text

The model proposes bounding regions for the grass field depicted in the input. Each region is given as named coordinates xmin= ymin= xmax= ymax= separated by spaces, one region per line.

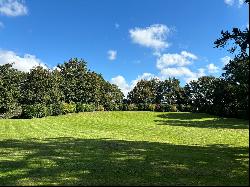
xmin=0 ymin=112 xmax=249 ymax=186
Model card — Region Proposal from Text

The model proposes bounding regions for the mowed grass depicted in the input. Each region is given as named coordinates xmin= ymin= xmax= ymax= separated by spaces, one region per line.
xmin=0 ymin=112 xmax=249 ymax=186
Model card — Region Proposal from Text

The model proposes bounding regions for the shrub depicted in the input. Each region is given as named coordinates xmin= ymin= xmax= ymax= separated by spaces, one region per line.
xmin=48 ymin=102 xmax=63 ymax=116
xmin=117 ymin=103 xmax=124 ymax=111
xmin=121 ymin=103 xmax=129 ymax=111
xmin=76 ymin=103 xmax=95 ymax=112
xmin=96 ymin=105 xmax=105 ymax=111
xmin=170 ymin=105 xmax=178 ymax=112
xmin=104 ymin=103 xmax=120 ymax=111
xmin=61 ymin=102 xmax=76 ymax=114
xmin=22 ymin=104 xmax=48 ymax=119
xmin=155 ymin=104 xmax=171 ymax=112
xmin=127 ymin=104 xmax=138 ymax=111
xmin=0 ymin=105 xmax=22 ymax=119
xmin=148 ymin=104 xmax=156 ymax=111
xmin=137 ymin=103 xmax=145 ymax=111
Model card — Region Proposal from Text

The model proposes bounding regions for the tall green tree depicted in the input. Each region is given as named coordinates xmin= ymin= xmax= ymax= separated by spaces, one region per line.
xmin=20 ymin=66 xmax=59 ymax=105
xmin=128 ymin=79 xmax=159 ymax=104
xmin=58 ymin=58 xmax=88 ymax=103
xmin=0 ymin=63 xmax=24 ymax=116
xmin=156 ymin=78 xmax=184 ymax=106
xmin=214 ymin=0 xmax=249 ymax=118
xmin=184 ymin=76 xmax=219 ymax=113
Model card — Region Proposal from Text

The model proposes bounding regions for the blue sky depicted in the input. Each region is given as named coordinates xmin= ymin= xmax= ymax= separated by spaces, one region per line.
xmin=0 ymin=0 xmax=249 ymax=95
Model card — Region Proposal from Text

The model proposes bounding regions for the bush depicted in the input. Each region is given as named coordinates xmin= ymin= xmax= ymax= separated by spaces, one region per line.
xmin=170 ymin=105 xmax=178 ymax=112
xmin=22 ymin=104 xmax=48 ymax=119
xmin=61 ymin=102 xmax=76 ymax=114
xmin=127 ymin=104 xmax=138 ymax=111
xmin=48 ymin=102 xmax=63 ymax=116
xmin=76 ymin=103 xmax=95 ymax=112
xmin=0 ymin=105 xmax=22 ymax=119
xmin=148 ymin=104 xmax=156 ymax=111
xmin=96 ymin=105 xmax=105 ymax=111
xmin=155 ymin=104 xmax=171 ymax=112
xmin=121 ymin=103 xmax=129 ymax=111
xmin=137 ymin=103 xmax=145 ymax=111
xmin=104 ymin=103 xmax=120 ymax=111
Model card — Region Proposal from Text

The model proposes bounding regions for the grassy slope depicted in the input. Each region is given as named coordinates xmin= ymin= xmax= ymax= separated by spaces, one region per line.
xmin=0 ymin=112 xmax=249 ymax=186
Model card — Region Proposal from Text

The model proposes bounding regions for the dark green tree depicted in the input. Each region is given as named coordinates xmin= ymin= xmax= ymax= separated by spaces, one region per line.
xmin=127 ymin=78 xmax=159 ymax=105
xmin=0 ymin=63 xmax=25 ymax=117
xmin=20 ymin=66 xmax=53 ymax=105
xmin=58 ymin=58 xmax=88 ymax=103
xmin=214 ymin=0 xmax=249 ymax=118
xmin=184 ymin=76 xmax=219 ymax=113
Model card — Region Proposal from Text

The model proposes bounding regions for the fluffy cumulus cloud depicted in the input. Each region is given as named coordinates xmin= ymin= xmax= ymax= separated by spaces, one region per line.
xmin=184 ymin=68 xmax=206 ymax=83
xmin=238 ymin=0 xmax=244 ymax=6
xmin=0 ymin=50 xmax=46 ymax=72
xmin=160 ymin=67 xmax=194 ymax=78
xmin=129 ymin=24 xmax=170 ymax=50
xmin=0 ymin=0 xmax=28 ymax=16
xmin=224 ymin=0 xmax=245 ymax=6
xmin=111 ymin=73 xmax=157 ymax=96
xmin=224 ymin=0 xmax=234 ymax=6
xmin=107 ymin=50 xmax=117 ymax=60
xmin=220 ymin=56 xmax=231 ymax=65
xmin=159 ymin=67 xmax=205 ymax=83
xmin=207 ymin=63 xmax=220 ymax=73
xmin=130 ymin=73 xmax=157 ymax=88
xmin=111 ymin=75 xmax=131 ymax=96
xmin=155 ymin=51 xmax=203 ymax=82
xmin=156 ymin=51 xmax=197 ymax=69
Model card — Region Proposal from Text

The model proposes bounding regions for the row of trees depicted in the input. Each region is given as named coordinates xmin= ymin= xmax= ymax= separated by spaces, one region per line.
xmin=0 ymin=1 xmax=248 ymax=119
xmin=127 ymin=14 xmax=249 ymax=119
xmin=0 ymin=58 xmax=124 ymax=118
xmin=0 ymin=52 xmax=248 ymax=119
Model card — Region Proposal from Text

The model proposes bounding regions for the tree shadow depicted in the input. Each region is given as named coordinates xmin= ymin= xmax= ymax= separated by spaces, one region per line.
xmin=0 ymin=137 xmax=248 ymax=186
xmin=155 ymin=113 xmax=249 ymax=129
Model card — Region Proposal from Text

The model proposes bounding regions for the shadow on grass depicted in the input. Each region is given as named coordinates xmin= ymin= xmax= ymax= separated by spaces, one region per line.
xmin=155 ymin=113 xmax=249 ymax=129
xmin=0 ymin=138 xmax=248 ymax=186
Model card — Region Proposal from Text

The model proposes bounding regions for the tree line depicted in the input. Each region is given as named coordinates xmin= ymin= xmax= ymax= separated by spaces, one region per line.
xmin=0 ymin=1 xmax=248 ymax=119
xmin=0 ymin=58 xmax=124 ymax=118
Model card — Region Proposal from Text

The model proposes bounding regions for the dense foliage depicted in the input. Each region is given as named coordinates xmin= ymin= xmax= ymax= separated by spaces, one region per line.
xmin=0 ymin=1 xmax=248 ymax=119
xmin=0 ymin=58 xmax=124 ymax=118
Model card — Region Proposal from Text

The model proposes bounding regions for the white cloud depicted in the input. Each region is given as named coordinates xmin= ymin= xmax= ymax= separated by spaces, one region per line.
xmin=160 ymin=67 xmax=194 ymax=78
xmin=107 ymin=50 xmax=117 ymax=61
xmin=180 ymin=51 xmax=198 ymax=60
xmin=207 ymin=63 xmax=220 ymax=73
xmin=111 ymin=75 xmax=131 ymax=96
xmin=184 ymin=68 xmax=206 ymax=83
xmin=220 ymin=56 xmax=231 ymax=65
xmin=112 ymin=67 xmax=207 ymax=96
xmin=131 ymin=72 xmax=157 ymax=88
xmin=111 ymin=73 xmax=157 ymax=96
xmin=0 ymin=0 xmax=28 ymax=16
xmin=156 ymin=51 xmax=197 ymax=69
xmin=224 ymin=0 xmax=234 ymax=6
xmin=224 ymin=0 xmax=245 ymax=7
xmin=238 ymin=0 xmax=244 ymax=6
xmin=129 ymin=24 xmax=170 ymax=50
xmin=0 ymin=50 xmax=46 ymax=72
xmin=159 ymin=67 xmax=205 ymax=83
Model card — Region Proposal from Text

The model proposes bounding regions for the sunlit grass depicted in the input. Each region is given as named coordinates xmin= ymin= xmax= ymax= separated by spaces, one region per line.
xmin=0 ymin=112 xmax=249 ymax=185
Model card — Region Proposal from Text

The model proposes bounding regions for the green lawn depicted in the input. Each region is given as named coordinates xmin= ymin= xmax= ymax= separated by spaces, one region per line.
xmin=0 ymin=112 xmax=249 ymax=186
